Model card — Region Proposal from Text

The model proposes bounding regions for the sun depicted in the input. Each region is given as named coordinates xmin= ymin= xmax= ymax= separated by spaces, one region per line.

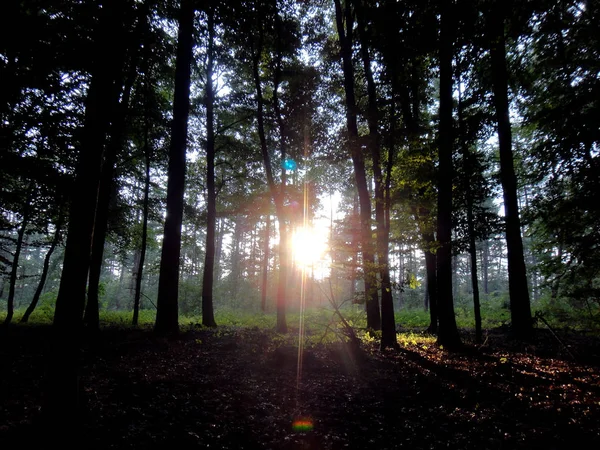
xmin=291 ymin=226 xmax=327 ymax=268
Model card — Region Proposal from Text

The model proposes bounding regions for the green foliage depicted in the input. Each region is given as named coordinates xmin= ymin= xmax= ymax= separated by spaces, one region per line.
xmin=35 ymin=291 xmax=58 ymax=322
xmin=534 ymin=295 xmax=600 ymax=332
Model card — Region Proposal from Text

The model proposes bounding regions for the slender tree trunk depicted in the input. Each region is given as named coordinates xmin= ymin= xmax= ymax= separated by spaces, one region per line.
xmin=482 ymin=240 xmax=489 ymax=294
xmin=458 ymin=83 xmax=482 ymax=343
xmin=436 ymin=0 xmax=461 ymax=348
xmin=261 ymin=214 xmax=270 ymax=312
xmin=84 ymin=7 xmax=142 ymax=330
xmin=356 ymin=3 xmax=395 ymax=348
xmin=489 ymin=3 xmax=532 ymax=338
xmin=154 ymin=0 xmax=194 ymax=335
xmin=131 ymin=1 xmax=155 ymax=327
xmin=350 ymin=193 xmax=359 ymax=301
xmin=214 ymin=217 xmax=224 ymax=282
xmin=132 ymin=138 xmax=151 ymax=326
xmin=4 ymin=195 xmax=31 ymax=326
xmin=423 ymin=231 xmax=438 ymax=334
xmin=202 ymin=9 xmax=217 ymax=327
xmin=231 ymin=218 xmax=242 ymax=301
xmin=252 ymin=25 xmax=288 ymax=333
xmin=132 ymin=30 xmax=155 ymax=325
xmin=334 ymin=0 xmax=380 ymax=330
xmin=21 ymin=218 xmax=63 ymax=323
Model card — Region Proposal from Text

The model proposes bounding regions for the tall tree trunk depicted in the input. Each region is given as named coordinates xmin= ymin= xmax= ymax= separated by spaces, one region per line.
xmin=423 ymin=231 xmax=438 ymax=334
xmin=482 ymin=240 xmax=489 ymax=294
xmin=202 ymin=9 xmax=217 ymax=327
xmin=436 ymin=0 xmax=461 ymax=348
xmin=334 ymin=0 xmax=380 ymax=330
xmin=489 ymin=3 xmax=532 ymax=338
xmin=4 ymin=190 xmax=31 ymax=326
xmin=231 ymin=217 xmax=242 ymax=301
xmin=45 ymin=0 xmax=126 ymax=436
xmin=131 ymin=0 xmax=156 ymax=328
xmin=261 ymin=214 xmax=270 ymax=312
xmin=84 ymin=3 xmax=145 ymax=330
xmin=214 ymin=217 xmax=224 ymax=282
xmin=356 ymin=1 xmax=396 ymax=348
xmin=252 ymin=23 xmax=288 ymax=333
xmin=458 ymin=84 xmax=482 ymax=343
xmin=154 ymin=0 xmax=194 ymax=335
xmin=132 ymin=135 xmax=151 ymax=326
xmin=21 ymin=217 xmax=63 ymax=323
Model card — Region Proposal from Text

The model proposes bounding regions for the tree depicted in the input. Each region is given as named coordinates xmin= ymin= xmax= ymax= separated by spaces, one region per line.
xmin=201 ymin=5 xmax=218 ymax=327
xmin=44 ymin=0 xmax=133 ymax=433
xmin=154 ymin=0 xmax=195 ymax=335
xmin=436 ymin=0 xmax=461 ymax=348
xmin=488 ymin=0 xmax=532 ymax=338
xmin=21 ymin=212 xmax=64 ymax=323
xmin=3 ymin=184 xmax=33 ymax=326
xmin=333 ymin=0 xmax=381 ymax=331
xmin=354 ymin=0 xmax=397 ymax=348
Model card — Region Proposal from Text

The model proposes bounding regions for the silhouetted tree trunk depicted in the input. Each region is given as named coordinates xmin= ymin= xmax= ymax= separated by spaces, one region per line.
xmin=4 ymin=187 xmax=31 ymax=326
xmin=334 ymin=0 xmax=380 ymax=331
xmin=261 ymin=214 xmax=270 ymax=312
xmin=436 ymin=0 xmax=461 ymax=348
xmin=423 ymin=231 xmax=438 ymax=333
xmin=230 ymin=217 xmax=242 ymax=300
xmin=21 ymin=215 xmax=63 ymax=323
xmin=46 ymin=0 xmax=129 ymax=437
xmin=132 ymin=129 xmax=151 ymax=326
xmin=252 ymin=21 xmax=288 ymax=333
xmin=214 ymin=217 xmax=224 ymax=281
xmin=84 ymin=2 xmax=145 ymax=330
xmin=201 ymin=8 xmax=217 ymax=327
xmin=489 ymin=2 xmax=532 ymax=338
xmin=154 ymin=0 xmax=194 ymax=335
xmin=458 ymin=84 xmax=482 ymax=343
xmin=83 ymin=130 xmax=117 ymax=330
xmin=482 ymin=240 xmax=489 ymax=294
xmin=356 ymin=1 xmax=395 ymax=348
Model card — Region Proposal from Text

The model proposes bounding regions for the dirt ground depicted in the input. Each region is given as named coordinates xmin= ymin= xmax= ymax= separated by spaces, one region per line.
xmin=1 ymin=324 xmax=599 ymax=449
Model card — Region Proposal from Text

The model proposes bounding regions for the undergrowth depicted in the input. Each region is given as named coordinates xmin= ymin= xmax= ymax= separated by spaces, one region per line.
xmin=2 ymin=297 xmax=597 ymax=338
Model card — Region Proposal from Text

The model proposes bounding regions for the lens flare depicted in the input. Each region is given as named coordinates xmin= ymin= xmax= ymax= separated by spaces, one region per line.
xmin=282 ymin=158 xmax=297 ymax=170
xmin=292 ymin=418 xmax=314 ymax=432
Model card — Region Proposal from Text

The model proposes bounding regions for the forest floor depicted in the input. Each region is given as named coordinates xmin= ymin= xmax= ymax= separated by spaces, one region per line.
xmin=1 ymin=323 xmax=600 ymax=449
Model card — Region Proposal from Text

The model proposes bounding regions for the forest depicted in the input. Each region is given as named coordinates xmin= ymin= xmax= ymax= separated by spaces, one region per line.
xmin=1 ymin=0 xmax=599 ymax=448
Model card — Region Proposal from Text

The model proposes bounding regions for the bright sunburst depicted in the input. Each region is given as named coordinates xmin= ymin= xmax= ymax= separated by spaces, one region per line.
xmin=291 ymin=226 xmax=327 ymax=268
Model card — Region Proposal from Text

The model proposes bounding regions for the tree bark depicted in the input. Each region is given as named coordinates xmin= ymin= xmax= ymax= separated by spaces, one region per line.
xmin=334 ymin=0 xmax=380 ymax=330
xmin=436 ymin=0 xmax=461 ymax=348
xmin=154 ymin=0 xmax=194 ymax=335
xmin=489 ymin=3 xmax=532 ymax=338
xmin=201 ymin=8 xmax=217 ymax=327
